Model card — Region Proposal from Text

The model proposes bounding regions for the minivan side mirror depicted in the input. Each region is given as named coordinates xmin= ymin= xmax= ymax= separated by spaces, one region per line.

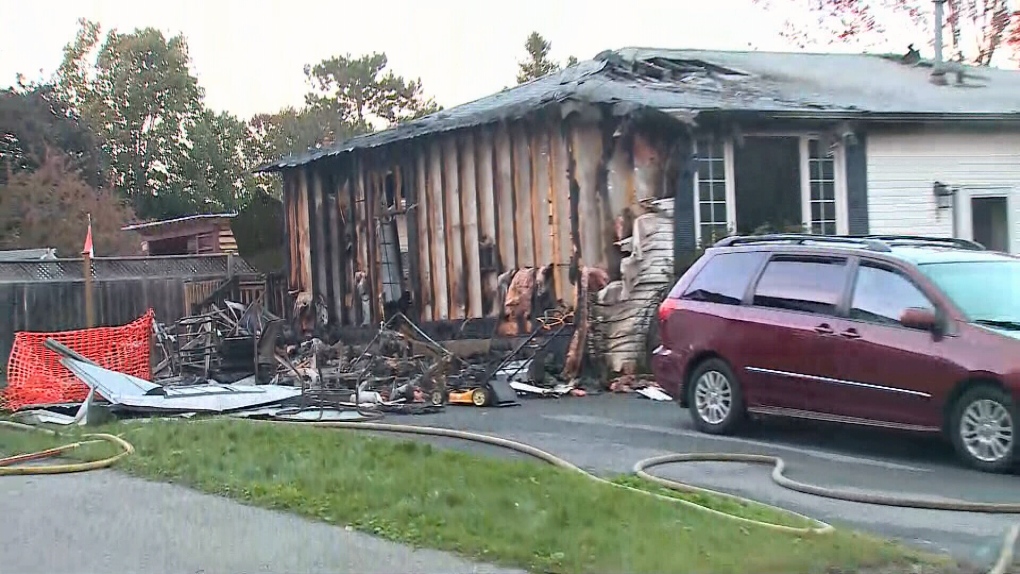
xmin=900 ymin=307 xmax=938 ymax=331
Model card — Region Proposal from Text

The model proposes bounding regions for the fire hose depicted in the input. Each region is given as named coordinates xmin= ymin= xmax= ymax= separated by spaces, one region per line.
xmin=0 ymin=420 xmax=134 ymax=475
xmin=0 ymin=414 xmax=1017 ymax=574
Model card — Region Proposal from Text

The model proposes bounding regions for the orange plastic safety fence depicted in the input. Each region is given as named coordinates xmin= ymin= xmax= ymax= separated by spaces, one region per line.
xmin=2 ymin=310 xmax=154 ymax=412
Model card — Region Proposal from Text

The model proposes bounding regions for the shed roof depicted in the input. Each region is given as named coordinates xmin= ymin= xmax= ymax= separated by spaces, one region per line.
xmin=0 ymin=248 xmax=57 ymax=261
xmin=122 ymin=212 xmax=237 ymax=233
xmin=258 ymin=48 xmax=1020 ymax=172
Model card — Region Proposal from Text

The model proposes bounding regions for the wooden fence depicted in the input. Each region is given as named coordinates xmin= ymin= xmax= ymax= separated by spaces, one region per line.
xmin=0 ymin=254 xmax=284 ymax=375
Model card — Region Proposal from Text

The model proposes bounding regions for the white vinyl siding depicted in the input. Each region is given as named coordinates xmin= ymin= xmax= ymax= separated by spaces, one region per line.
xmin=866 ymin=131 xmax=1020 ymax=253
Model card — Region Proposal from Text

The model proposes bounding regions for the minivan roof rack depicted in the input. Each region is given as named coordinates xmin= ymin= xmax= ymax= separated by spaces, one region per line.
xmin=713 ymin=234 xmax=893 ymax=252
xmin=856 ymin=235 xmax=986 ymax=251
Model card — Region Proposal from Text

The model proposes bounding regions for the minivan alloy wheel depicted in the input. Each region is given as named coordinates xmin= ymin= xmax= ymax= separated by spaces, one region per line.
xmin=960 ymin=399 xmax=1014 ymax=463
xmin=694 ymin=371 xmax=733 ymax=425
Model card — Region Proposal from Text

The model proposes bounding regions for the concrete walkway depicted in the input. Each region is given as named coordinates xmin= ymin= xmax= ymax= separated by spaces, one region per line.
xmin=0 ymin=469 xmax=525 ymax=574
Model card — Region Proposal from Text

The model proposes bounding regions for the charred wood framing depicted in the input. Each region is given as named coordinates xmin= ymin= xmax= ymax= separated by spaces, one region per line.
xmin=281 ymin=172 xmax=293 ymax=301
xmin=275 ymin=100 xmax=690 ymax=335
xmin=441 ymin=136 xmax=465 ymax=319
xmin=562 ymin=115 xmax=582 ymax=286
xmin=402 ymin=149 xmax=423 ymax=322
xmin=364 ymin=161 xmax=379 ymax=324
xmin=547 ymin=120 xmax=572 ymax=301
xmin=458 ymin=132 xmax=484 ymax=318
xmin=350 ymin=158 xmax=365 ymax=326
xmin=475 ymin=126 xmax=499 ymax=316
xmin=597 ymin=115 xmax=621 ymax=281
xmin=294 ymin=169 xmax=312 ymax=294
xmin=429 ymin=140 xmax=449 ymax=320
xmin=493 ymin=123 xmax=516 ymax=273
xmin=512 ymin=122 xmax=535 ymax=268
xmin=415 ymin=149 xmax=432 ymax=320
xmin=325 ymin=170 xmax=345 ymax=326
xmin=308 ymin=167 xmax=326 ymax=319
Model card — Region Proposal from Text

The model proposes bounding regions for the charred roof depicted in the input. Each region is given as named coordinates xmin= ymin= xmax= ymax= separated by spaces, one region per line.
xmin=258 ymin=48 xmax=1020 ymax=173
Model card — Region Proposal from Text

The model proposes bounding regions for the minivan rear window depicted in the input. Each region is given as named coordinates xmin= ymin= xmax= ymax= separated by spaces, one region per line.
xmin=676 ymin=251 xmax=767 ymax=305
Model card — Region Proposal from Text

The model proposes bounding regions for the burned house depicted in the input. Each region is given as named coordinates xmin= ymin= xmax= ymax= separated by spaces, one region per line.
xmin=257 ymin=47 xmax=1020 ymax=361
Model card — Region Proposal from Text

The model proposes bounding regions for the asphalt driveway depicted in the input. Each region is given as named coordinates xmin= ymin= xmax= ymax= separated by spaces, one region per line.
xmin=391 ymin=394 xmax=1020 ymax=569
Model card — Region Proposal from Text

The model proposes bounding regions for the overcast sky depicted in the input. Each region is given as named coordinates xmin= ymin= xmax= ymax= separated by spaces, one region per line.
xmin=1 ymin=0 xmax=924 ymax=119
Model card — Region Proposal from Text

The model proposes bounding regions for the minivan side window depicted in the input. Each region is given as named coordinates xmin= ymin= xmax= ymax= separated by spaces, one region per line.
xmin=677 ymin=251 xmax=767 ymax=305
xmin=850 ymin=264 xmax=935 ymax=327
xmin=752 ymin=256 xmax=849 ymax=315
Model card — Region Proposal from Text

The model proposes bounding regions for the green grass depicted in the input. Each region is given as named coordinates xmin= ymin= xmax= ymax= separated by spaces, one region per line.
xmin=610 ymin=474 xmax=818 ymax=529
xmin=0 ymin=418 xmax=962 ymax=574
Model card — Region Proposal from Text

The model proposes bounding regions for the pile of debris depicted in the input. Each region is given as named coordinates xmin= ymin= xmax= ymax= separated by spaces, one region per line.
xmin=4 ymin=291 xmax=592 ymax=425
xmin=9 ymin=337 xmax=304 ymax=426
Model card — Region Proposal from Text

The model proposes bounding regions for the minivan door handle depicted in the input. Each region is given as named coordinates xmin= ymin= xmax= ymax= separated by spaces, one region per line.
xmin=840 ymin=328 xmax=862 ymax=340
xmin=813 ymin=323 xmax=834 ymax=335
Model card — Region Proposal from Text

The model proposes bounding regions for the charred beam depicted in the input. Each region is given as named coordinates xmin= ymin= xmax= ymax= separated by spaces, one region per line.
xmin=403 ymin=149 xmax=423 ymax=323
xmin=598 ymin=115 xmax=623 ymax=282
xmin=325 ymin=169 xmax=345 ymax=327
xmin=562 ymin=117 xmax=581 ymax=286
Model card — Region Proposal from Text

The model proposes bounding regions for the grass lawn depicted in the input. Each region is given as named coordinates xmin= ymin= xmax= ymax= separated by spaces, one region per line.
xmin=0 ymin=418 xmax=965 ymax=574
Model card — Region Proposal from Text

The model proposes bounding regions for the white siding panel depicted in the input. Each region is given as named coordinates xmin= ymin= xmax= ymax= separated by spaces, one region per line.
xmin=866 ymin=131 xmax=1020 ymax=251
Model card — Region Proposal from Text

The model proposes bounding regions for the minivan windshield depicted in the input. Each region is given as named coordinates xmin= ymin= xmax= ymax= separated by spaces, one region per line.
xmin=919 ymin=260 xmax=1020 ymax=328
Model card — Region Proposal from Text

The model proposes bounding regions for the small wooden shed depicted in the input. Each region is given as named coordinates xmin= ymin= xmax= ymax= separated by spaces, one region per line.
xmin=123 ymin=213 xmax=238 ymax=256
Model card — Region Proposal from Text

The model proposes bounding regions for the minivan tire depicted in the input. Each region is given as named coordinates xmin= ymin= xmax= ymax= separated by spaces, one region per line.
xmin=687 ymin=358 xmax=746 ymax=435
xmin=949 ymin=385 xmax=1016 ymax=473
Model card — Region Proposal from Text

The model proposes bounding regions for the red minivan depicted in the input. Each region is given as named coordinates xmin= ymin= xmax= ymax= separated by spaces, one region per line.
xmin=652 ymin=234 xmax=1020 ymax=472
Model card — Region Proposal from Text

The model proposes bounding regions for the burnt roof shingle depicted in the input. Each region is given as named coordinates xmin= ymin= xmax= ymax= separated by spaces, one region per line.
xmin=258 ymin=48 xmax=1020 ymax=172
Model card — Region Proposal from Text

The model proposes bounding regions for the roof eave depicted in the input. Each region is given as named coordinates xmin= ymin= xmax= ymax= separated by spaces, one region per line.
xmin=121 ymin=212 xmax=238 ymax=232
xmin=687 ymin=109 xmax=1020 ymax=123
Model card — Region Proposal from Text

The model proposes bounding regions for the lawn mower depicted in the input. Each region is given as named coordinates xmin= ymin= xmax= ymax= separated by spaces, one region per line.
xmin=443 ymin=364 xmax=518 ymax=408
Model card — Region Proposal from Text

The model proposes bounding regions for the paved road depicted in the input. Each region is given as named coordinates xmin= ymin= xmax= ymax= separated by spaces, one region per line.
xmin=0 ymin=468 xmax=524 ymax=574
xmin=388 ymin=394 xmax=1020 ymax=570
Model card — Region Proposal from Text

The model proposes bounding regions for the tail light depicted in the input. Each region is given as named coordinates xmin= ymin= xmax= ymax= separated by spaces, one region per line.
xmin=658 ymin=298 xmax=681 ymax=323
xmin=657 ymin=298 xmax=682 ymax=350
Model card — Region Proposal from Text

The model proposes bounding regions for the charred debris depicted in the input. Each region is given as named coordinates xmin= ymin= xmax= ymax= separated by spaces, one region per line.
xmin=11 ymin=289 xmax=605 ymax=426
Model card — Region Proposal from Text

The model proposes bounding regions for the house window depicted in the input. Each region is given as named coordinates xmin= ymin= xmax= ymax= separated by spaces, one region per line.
xmin=808 ymin=139 xmax=837 ymax=235
xmin=695 ymin=138 xmax=729 ymax=244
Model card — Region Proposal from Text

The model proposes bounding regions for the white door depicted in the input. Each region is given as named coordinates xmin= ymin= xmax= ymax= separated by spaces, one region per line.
xmin=955 ymin=187 xmax=1017 ymax=253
